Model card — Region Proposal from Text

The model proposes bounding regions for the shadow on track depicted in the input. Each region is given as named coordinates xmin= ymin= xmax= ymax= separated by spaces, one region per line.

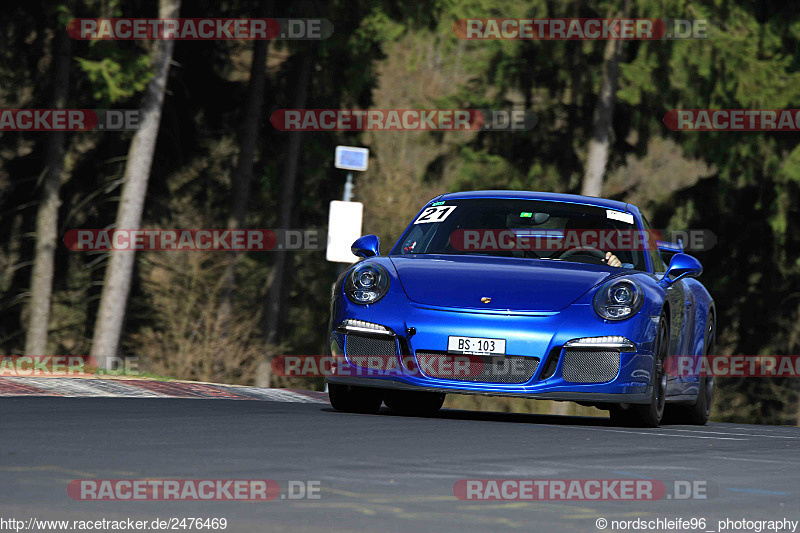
xmin=320 ymin=406 xmax=611 ymax=427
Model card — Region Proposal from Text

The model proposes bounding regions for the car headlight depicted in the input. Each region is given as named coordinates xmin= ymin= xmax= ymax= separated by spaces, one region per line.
xmin=593 ymin=278 xmax=643 ymax=320
xmin=345 ymin=263 xmax=390 ymax=304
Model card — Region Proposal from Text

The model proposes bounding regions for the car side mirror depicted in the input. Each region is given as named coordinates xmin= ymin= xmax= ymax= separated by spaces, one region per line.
xmin=352 ymin=234 xmax=380 ymax=258
xmin=661 ymin=253 xmax=702 ymax=286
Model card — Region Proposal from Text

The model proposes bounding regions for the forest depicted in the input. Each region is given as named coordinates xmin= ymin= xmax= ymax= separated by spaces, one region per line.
xmin=1 ymin=0 xmax=799 ymax=424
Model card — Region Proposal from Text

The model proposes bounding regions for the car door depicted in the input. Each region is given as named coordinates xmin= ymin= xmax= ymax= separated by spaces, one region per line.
xmin=664 ymin=279 xmax=687 ymax=395
xmin=642 ymin=216 xmax=686 ymax=396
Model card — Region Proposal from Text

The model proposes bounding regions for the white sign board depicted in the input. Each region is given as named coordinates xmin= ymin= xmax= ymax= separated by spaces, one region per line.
xmin=326 ymin=200 xmax=364 ymax=263
xmin=334 ymin=146 xmax=369 ymax=171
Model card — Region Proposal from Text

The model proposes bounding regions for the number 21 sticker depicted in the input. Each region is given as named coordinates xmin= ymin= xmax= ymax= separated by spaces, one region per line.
xmin=414 ymin=205 xmax=457 ymax=224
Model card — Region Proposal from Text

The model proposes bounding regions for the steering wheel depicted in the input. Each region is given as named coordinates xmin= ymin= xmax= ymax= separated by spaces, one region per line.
xmin=556 ymin=246 xmax=607 ymax=262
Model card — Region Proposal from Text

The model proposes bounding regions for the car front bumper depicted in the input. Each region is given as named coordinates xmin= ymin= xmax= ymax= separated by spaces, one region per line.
xmin=326 ymin=297 xmax=661 ymax=404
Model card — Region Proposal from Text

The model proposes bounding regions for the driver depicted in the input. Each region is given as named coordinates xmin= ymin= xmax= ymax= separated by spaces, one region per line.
xmin=563 ymin=216 xmax=625 ymax=268
xmin=604 ymin=251 xmax=622 ymax=267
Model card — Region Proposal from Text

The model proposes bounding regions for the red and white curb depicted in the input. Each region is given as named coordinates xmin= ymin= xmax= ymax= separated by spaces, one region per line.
xmin=0 ymin=376 xmax=328 ymax=403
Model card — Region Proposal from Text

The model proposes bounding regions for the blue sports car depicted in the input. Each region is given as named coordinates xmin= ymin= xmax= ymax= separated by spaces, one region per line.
xmin=326 ymin=191 xmax=715 ymax=427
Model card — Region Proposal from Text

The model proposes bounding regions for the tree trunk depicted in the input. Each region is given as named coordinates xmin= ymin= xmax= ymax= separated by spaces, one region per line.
xmin=263 ymin=50 xmax=313 ymax=347
xmin=24 ymin=20 xmax=72 ymax=355
xmin=219 ymin=1 xmax=271 ymax=323
xmin=255 ymin=50 xmax=313 ymax=387
xmin=581 ymin=14 xmax=626 ymax=197
xmin=90 ymin=0 xmax=180 ymax=367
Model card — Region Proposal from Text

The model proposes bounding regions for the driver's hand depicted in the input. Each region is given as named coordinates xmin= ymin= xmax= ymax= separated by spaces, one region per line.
xmin=603 ymin=252 xmax=622 ymax=267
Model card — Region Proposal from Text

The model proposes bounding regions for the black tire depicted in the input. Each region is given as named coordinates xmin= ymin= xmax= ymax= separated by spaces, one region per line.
xmin=670 ymin=314 xmax=714 ymax=425
xmin=627 ymin=309 xmax=670 ymax=427
xmin=384 ymin=390 xmax=446 ymax=416
xmin=328 ymin=383 xmax=383 ymax=414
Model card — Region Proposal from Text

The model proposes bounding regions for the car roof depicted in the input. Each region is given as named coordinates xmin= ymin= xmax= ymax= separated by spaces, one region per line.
xmin=435 ymin=190 xmax=638 ymax=216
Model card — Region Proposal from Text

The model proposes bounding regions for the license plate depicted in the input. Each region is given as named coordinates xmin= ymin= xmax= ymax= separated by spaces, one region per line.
xmin=447 ymin=336 xmax=506 ymax=355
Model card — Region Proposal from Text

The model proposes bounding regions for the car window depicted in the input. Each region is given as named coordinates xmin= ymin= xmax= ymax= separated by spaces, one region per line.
xmin=641 ymin=215 xmax=667 ymax=273
xmin=390 ymin=198 xmax=647 ymax=271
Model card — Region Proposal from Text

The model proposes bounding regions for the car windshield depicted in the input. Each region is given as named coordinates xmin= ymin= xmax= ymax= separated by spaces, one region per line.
xmin=390 ymin=198 xmax=648 ymax=271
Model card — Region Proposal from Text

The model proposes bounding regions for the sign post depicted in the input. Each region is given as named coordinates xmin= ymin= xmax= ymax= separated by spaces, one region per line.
xmin=327 ymin=146 xmax=369 ymax=264
xmin=326 ymin=146 xmax=369 ymax=393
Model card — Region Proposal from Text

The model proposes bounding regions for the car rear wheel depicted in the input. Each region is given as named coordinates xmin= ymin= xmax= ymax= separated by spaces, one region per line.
xmin=384 ymin=390 xmax=446 ymax=416
xmin=670 ymin=315 xmax=714 ymax=425
xmin=328 ymin=383 xmax=383 ymax=414
xmin=612 ymin=310 xmax=669 ymax=428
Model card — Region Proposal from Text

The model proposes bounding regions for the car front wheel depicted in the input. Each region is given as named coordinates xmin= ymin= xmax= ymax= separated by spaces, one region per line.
xmin=612 ymin=310 xmax=669 ymax=428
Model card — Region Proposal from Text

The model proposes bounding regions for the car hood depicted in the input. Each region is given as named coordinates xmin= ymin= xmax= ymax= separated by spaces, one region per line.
xmin=389 ymin=255 xmax=616 ymax=312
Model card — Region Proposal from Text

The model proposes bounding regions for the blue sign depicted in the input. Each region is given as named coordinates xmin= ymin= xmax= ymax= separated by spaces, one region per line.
xmin=335 ymin=146 xmax=369 ymax=171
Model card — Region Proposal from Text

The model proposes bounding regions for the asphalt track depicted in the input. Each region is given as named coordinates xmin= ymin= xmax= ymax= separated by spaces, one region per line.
xmin=2 ymin=394 xmax=799 ymax=533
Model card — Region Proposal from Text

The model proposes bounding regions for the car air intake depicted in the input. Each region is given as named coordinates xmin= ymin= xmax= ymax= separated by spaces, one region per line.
xmin=562 ymin=349 xmax=620 ymax=383
xmin=539 ymin=346 xmax=562 ymax=380
xmin=344 ymin=334 xmax=397 ymax=369
xmin=415 ymin=352 xmax=538 ymax=384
